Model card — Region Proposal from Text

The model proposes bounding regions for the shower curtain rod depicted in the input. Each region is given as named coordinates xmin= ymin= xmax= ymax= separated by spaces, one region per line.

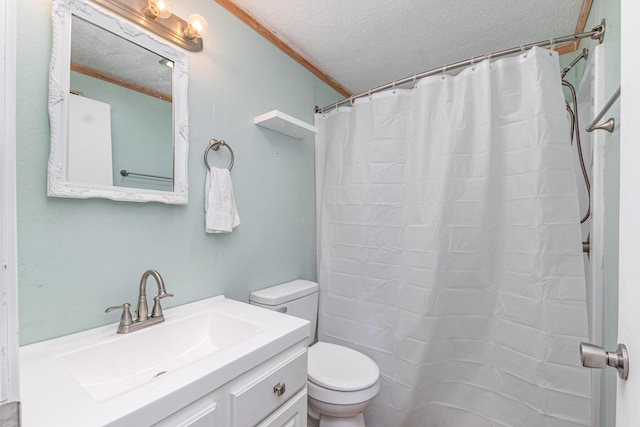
xmin=317 ymin=19 xmax=606 ymax=114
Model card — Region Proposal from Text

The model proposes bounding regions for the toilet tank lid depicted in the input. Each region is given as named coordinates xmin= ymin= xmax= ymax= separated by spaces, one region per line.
xmin=250 ymin=280 xmax=318 ymax=306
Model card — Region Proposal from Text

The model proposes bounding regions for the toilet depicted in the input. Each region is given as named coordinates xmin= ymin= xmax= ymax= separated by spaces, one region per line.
xmin=250 ymin=280 xmax=380 ymax=427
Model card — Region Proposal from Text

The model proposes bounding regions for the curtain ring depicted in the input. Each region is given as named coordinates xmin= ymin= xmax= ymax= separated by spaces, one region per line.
xmin=441 ymin=65 xmax=447 ymax=80
xmin=335 ymin=102 xmax=339 ymax=112
xmin=470 ymin=57 xmax=476 ymax=71
xmin=549 ymin=38 xmax=556 ymax=55
xmin=412 ymin=74 xmax=417 ymax=87
xmin=350 ymin=95 xmax=354 ymax=106
xmin=368 ymin=88 xmax=372 ymax=99
xmin=520 ymin=45 xmax=527 ymax=58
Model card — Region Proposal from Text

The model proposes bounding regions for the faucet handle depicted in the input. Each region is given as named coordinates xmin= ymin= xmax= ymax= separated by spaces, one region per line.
xmin=105 ymin=303 xmax=134 ymax=327
xmin=151 ymin=293 xmax=174 ymax=318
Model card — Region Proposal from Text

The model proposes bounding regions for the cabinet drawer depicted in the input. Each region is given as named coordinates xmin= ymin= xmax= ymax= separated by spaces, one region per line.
xmin=230 ymin=348 xmax=307 ymax=426
xmin=152 ymin=397 xmax=217 ymax=427
xmin=256 ymin=387 xmax=307 ymax=427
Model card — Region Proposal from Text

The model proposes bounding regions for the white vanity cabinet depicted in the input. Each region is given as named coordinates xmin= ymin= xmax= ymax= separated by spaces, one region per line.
xmin=153 ymin=343 xmax=308 ymax=427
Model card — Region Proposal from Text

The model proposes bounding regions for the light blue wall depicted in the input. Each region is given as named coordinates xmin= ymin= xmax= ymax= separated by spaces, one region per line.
xmin=16 ymin=0 xmax=341 ymax=345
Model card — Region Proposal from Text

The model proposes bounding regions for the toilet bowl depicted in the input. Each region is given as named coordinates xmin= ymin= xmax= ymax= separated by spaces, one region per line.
xmin=307 ymin=342 xmax=380 ymax=427
xmin=250 ymin=280 xmax=380 ymax=427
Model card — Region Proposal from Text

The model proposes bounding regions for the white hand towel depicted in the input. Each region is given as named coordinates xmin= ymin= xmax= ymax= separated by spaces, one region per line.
xmin=205 ymin=167 xmax=240 ymax=233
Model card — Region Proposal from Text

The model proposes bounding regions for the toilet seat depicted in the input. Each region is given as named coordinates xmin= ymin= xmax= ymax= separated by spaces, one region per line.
xmin=308 ymin=342 xmax=379 ymax=391
xmin=308 ymin=378 xmax=381 ymax=406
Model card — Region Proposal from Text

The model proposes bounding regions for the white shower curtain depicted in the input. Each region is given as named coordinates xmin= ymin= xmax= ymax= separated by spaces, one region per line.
xmin=315 ymin=47 xmax=591 ymax=427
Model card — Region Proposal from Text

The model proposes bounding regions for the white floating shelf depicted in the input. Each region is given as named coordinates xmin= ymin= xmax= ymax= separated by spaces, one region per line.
xmin=254 ymin=110 xmax=317 ymax=139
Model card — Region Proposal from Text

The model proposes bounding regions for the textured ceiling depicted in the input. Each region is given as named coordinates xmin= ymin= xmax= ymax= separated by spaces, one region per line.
xmin=71 ymin=15 xmax=172 ymax=98
xmin=226 ymin=0 xmax=587 ymax=95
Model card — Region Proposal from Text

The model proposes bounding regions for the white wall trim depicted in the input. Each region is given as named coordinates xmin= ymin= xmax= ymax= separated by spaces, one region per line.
xmin=618 ymin=0 xmax=640 ymax=424
xmin=0 ymin=0 xmax=20 ymax=405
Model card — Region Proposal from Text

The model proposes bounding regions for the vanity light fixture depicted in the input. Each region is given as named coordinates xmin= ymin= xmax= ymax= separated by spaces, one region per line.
xmin=90 ymin=0 xmax=207 ymax=51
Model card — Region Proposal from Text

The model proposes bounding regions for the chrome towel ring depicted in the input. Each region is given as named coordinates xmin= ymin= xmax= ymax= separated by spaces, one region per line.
xmin=204 ymin=139 xmax=234 ymax=171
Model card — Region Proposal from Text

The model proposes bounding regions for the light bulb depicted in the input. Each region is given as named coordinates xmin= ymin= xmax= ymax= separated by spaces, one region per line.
xmin=185 ymin=14 xmax=208 ymax=39
xmin=145 ymin=0 xmax=172 ymax=19
xmin=155 ymin=0 xmax=172 ymax=18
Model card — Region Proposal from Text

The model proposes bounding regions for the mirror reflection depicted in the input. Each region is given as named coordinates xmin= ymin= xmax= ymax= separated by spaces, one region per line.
xmin=69 ymin=15 xmax=174 ymax=192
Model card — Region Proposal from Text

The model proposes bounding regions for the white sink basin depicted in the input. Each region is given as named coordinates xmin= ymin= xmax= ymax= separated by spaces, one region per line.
xmin=20 ymin=295 xmax=310 ymax=427
xmin=57 ymin=309 xmax=264 ymax=401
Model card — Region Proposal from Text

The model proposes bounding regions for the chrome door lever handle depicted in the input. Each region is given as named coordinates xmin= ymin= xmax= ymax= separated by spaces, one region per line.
xmin=580 ymin=342 xmax=629 ymax=380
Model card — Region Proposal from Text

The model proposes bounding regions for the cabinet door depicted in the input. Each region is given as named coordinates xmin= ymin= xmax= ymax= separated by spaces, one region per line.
xmin=257 ymin=388 xmax=307 ymax=427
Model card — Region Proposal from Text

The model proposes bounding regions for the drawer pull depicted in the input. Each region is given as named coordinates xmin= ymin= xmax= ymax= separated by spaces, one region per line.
xmin=273 ymin=382 xmax=286 ymax=397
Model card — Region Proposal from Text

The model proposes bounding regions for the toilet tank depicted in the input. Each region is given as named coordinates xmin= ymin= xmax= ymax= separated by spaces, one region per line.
xmin=250 ymin=280 xmax=318 ymax=346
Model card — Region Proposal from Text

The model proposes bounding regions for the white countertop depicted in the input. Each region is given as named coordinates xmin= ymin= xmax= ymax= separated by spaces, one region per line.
xmin=19 ymin=296 xmax=309 ymax=427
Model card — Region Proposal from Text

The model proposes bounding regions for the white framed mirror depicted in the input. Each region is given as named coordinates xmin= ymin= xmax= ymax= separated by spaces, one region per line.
xmin=48 ymin=0 xmax=189 ymax=204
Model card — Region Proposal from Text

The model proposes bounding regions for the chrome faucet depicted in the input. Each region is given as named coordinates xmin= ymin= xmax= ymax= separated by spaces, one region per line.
xmin=105 ymin=269 xmax=174 ymax=334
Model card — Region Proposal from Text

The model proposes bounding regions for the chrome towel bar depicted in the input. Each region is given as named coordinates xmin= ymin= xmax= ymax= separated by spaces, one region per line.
xmin=120 ymin=169 xmax=172 ymax=180
xmin=204 ymin=139 xmax=234 ymax=171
